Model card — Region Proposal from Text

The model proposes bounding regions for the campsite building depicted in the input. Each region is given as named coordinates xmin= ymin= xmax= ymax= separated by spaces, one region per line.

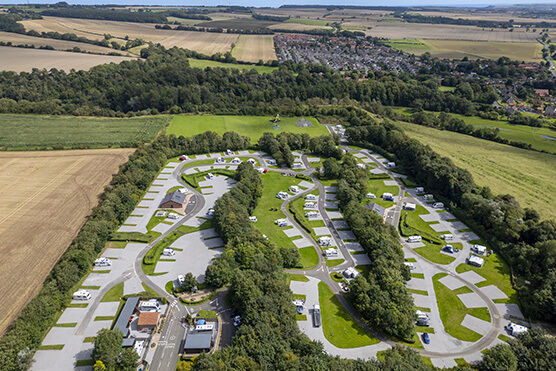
xmin=160 ymin=190 xmax=187 ymax=210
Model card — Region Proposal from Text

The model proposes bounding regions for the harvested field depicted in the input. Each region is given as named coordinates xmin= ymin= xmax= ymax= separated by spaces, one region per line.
xmin=21 ymin=17 xmax=240 ymax=56
xmin=0 ymin=46 xmax=135 ymax=72
xmin=414 ymin=11 xmax=552 ymax=24
xmin=196 ymin=18 xmax=276 ymax=31
xmin=0 ymin=31 xmax=130 ymax=55
xmin=232 ymin=35 xmax=276 ymax=63
xmin=365 ymin=23 xmax=539 ymax=42
xmin=396 ymin=121 xmax=556 ymax=221
xmin=0 ymin=149 xmax=133 ymax=336
xmin=268 ymin=23 xmax=332 ymax=31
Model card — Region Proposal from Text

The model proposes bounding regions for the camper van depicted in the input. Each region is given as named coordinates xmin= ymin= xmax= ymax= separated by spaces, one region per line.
xmin=249 ymin=216 xmax=258 ymax=222
xmin=468 ymin=256 xmax=484 ymax=267
xmin=416 ymin=310 xmax=430 ymax=320
xmin=382 ymin=192 xmax=394 ymax=201
xmin=386 ymin=162 xmax=396 ymax=168
xmin=163 ymin=248 xmax=175 ymax=256
xmin=404 ymin=203 xmax=416 ymax=211
xmin=289 ymin=186 xmax=300 ymax=193
xmin=230 ymin=158 xmax=241 ymax=164
xmin=313 ymin=305 xmax=321 ymax=327
xmin=318 ymin=236 xmax=332 ymax=247
xmin=304 ymin=202 xmax=317 ymax=209
xmin=215 ymin=156 xmax=224 ymax=164
xmin=305 ymin=194 xmax=317 ymax=201
xmin=324 ymin=248 xmax=339 ymax=257
xmin=292 ymin=162 xmax=303 ymax=169
xmin=207 ymin=209 xmax=215 ymax=217
xmin=94 ymin=257 xmax=111 ymax=267
xmin=206 ymin=173 xmax=214 ymax=180
xmin=432 ymin=202 xmax=444 ymax=209
xmin=441 ymin=234 xmax=454 ymax=242
xmin=267 ymin=159 xmax=277 ymax=166
xmin=226 ymin=149 xmax=234 ymax=156
xmin=366 ymin=193 xmax=376 ymax=199
xmin=177 ymin=275 xmax=185 ymax=286
xmin=247 ymin=158 xmax=256 ymax=165
xmin=472 ymin=245 xmax=487 ymax=255
xmin=423 ymin=194 xmax=434 ymax=201
xmin=305 ymin=211 xmax=319 ymax=218
xmin=415 ymin=187 xmax=424 ymax=194
xmin=407 ymin=235 xmax=422 ymax=243
xmin=73 ymin=290 xmax=91 ymax=301
xmin=139 ymin=299 xmax=161 ymax=312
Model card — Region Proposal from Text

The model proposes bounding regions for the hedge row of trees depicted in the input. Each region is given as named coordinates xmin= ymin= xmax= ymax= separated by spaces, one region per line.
xmin=321 ymin=154 xmax=416 ymax=341
xmin=346 ymin=120 xmax=556 ymax=323
xmin=0 ymin=131 xmax=251 ymax=371
xmin=197 ymin=156 xmax=432 ymax=369
xmin=0 ymin=45 xmax=487 ymax=117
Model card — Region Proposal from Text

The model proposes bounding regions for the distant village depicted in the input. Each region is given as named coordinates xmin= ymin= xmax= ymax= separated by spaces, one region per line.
xmin=274 ymin=34 xmax=426 ymax=75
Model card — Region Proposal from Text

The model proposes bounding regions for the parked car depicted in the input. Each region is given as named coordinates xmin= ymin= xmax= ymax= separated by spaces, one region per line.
xmin=296 ymin=306 xmax=304 ymax=315
xmin=416 ymin=319 xmax=430 ymax=327
xmin=422 ymin=333 xmax=430 ymax=344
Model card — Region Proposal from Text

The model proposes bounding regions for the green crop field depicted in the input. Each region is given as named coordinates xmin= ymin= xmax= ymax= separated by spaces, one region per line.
xmin=0 ymin=114 xmax=167 ymax=149
xmin=188 ymin=58 xmax=277 ymax=74
xmin=396 ymin=121 xmax=556 ymax=221
xmin=395 ymin=108 xmax=556 ymax=154
xmin=167 ymin=115 xmax=328 ymax=144
xmin=384 ymin=39 xmax=432 ymax=51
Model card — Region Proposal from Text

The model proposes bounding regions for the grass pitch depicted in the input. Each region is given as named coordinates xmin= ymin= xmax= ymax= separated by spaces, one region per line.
xmin=167 ymin=115 xmax=328 ymax=144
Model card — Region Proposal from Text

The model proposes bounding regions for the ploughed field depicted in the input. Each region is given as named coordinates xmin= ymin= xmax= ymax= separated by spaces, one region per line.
xmin=0 ymin=149 xmax=133 ymax=336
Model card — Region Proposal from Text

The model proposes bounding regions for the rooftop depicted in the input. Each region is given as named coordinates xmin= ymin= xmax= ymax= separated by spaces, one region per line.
xmin=114 ymin=297 xmax=140 ymax=335
xmin=160 ymin=190 xmax=187 ymax=206
xmin=184 ymin=332 xmax=212 ymax=350
xmin=138 ymin=312 xmax=159 ymax=327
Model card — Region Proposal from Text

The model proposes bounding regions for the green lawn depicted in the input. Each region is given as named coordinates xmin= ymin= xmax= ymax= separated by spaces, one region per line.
xmin=0 ymin=114 xmax=167 ymax=149
xmin=251 ymin=171 xmax=305 ymax=250
xmin=455 ymin=252 xmax=518 ymax=304
xmin=433 ymin=273 xmax=486 ymax=342
xmin=384 ymin=39 xmax=432 ymax=51
xmin=318 ymin=282 xmax=380 ymax=348
xmin=197 ymin=310 xmax=217 ymax=319
xmin=414 ymin=242 xmax=456 ymax=265
xmin=101 ymin=282 xmax=124 ymax=302
xmin=287 ymin=273 xmax=309 ymax=283
xmin=188 ymin=58 xmax=277 ymax=74
xmin=411 ymin=273 xmax=425 ymax=279
xmin=326 ymin=259 xmax=345 ymax=267
xmin=298 ymin=246 xmax=319 ymax=269
xmin=38 ymin=344 xmax=64 ymax=350
xmin=53 ymin=322 xmax=77 ymax=327
xmin=363 ymin=177 xmax=399 ymax=208
xmin=167 ymin=115 xmax=328 ymax=144
xmin=94 ymin=316 xmax=115 ymax=321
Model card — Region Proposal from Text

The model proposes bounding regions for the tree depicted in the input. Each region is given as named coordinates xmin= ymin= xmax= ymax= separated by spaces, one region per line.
xmin=179 ymin=272 xmax=198 ymax=293
xmin=94 ymin=361 xmax=107 ymax=371
xmin=480 ymin=344 xmax=518 ymax=371
xmin=92 ymin=329 xmax=123 ymax=370
xmin=116 ymin=348 xmax=139 ymax=371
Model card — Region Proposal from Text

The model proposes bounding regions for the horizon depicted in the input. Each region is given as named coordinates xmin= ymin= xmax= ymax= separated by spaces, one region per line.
xmin=4 ymin=1 xmax=556 ymax=8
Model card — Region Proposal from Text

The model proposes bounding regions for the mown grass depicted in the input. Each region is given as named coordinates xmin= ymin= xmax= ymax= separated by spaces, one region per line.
xmin=298 ymin=246 xmax=319 ymax=269
xmin=326 ymin=259 xmax=345 ymax=267
xmin=251 ymin=171 xmax=305 ymax=250
xmin=287 ymin=273 xmax=309 ymax=283
xmin=318 ymin=282 xmax=380 ymax=348
xmin=395 ymin=120 xmax=556 ymax=220
xmin=0 ymin=114 xmax=167 ymax=149
xmin=38 ymin=344 xmax=64 ymax=350
xmin=101 ymin=282 xmax=124 ymax=302
xmin=363 ymin=177 xmax=399 ymax=208
xmin=433 ymin=273 xmax=484 ymax=342
xmin=168 ymin=115 xmax=328 ymax=145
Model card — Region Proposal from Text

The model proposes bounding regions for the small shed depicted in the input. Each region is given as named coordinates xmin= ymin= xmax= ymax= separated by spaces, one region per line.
xmin=183 ymin=332 xmax=213 ymax=354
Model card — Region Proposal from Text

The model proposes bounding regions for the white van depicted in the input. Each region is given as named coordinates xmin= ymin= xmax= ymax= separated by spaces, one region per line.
xmin=415 ymin=187 xmax=424 ymax=194
xmin=139 ymin=299 xmax=161 ymax=312
xmin=73 ymin=290 xmax=91 ymax=301
xmin=162 ymin=248 xmax=175 ymax=256
xmin=249 ymin=216 xmax=258 ymax=222
xmin=432 ymin=202 xmax=444 ymax=209
xmin=94 ymin=257 xmax=111 ymax=267
xmin=407 ymin=235 xmax=422 ymax=243
xmin=441 ymin=234 xmax=454 ymax=242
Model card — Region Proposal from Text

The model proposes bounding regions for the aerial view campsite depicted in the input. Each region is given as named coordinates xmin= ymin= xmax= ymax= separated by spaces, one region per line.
xmin=0 ymin=1 xmax=555 ymax=370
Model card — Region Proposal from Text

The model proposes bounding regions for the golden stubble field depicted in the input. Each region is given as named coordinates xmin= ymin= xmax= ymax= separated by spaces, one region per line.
xmin=0 ymin=46 xmax=136 ymax=72
xmin=0 ymin=31 xmax=132 ymax=55
xmin=0 ymin=149 xmax=133 ymax=335
xmin=232 ymin=35 xmax=276 ymax=62
xmin=21 ymin=17 xmax=241 ymax=56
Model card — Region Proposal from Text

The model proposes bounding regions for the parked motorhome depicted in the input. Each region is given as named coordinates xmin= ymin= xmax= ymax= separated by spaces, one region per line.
xmin=94 ymin=257 xmax=111 ymax=267
xmin=73 ymin=290 xmax=91 ymax=301
xmin=407 ymin=235 xmax=422 ymax=243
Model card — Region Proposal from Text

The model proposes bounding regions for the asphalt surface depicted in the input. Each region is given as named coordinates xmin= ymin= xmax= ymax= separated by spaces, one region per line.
xmin=539 ymin=38 xmax=556 ymax=78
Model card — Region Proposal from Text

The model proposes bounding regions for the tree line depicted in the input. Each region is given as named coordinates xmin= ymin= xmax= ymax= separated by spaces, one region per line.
xmin=346 ymin=119 xmax=556 ymax=323
xmin=0 ymin=45 xmax=487 ymax=117
xmin=0 ymin=131 xmax=251 ymax=371
xmin=320 ymin=154 xmax=416 ymax=341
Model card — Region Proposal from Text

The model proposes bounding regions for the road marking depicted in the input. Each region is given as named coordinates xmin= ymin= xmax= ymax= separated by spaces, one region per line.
xmin=170 ymin=335 xmax=175 ymax=341
xmin=159 ymin=341 xmax=167 ymax=346
xmin=167 ymin=343 xmax=175 ymax=349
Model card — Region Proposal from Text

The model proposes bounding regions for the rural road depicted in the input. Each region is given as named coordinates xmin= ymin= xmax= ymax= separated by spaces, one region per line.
xmin=538 ymin=38 xmax=556 ymax=78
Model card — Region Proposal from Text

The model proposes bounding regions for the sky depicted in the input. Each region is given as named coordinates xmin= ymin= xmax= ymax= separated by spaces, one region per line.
xmin=4 ymin=0 xmax=556 ymax=7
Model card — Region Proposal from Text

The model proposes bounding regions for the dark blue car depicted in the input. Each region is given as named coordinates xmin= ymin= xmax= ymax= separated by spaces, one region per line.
xmin=423 ymin=333 xmax=430 ymax=344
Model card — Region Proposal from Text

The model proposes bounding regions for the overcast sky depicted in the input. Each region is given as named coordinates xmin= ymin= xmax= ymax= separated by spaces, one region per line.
xmin=4 ymin=1 xmax=556 ymax=7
